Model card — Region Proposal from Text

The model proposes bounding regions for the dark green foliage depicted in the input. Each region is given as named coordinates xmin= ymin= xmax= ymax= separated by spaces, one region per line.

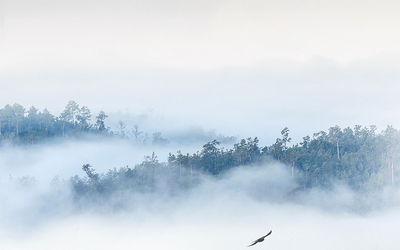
xmin=166 ymin=126 xmax=400 ymax=192
xmin=70 ymin=153 xmax=204 ymax=209
xmin=65 ymin=125 xmax=400 ymax=208
xmin=70 ymin=124 xmax=400 ymax=204
xmin=0 ymin=101 xmax=111 ymax=145
xmin=2 ymin=102 xmax=400 ymax=200
xmin=274 ymin=126 xmax=400 ymax=191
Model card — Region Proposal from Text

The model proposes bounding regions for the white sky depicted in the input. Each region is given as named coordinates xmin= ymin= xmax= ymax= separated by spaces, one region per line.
xmin=1 ymin=0 xmax=400 ymax=143
xmin=1 ymin=3 xmax=400 ymax=247
xmin=3 ymin=0 xmax=400 ymax=70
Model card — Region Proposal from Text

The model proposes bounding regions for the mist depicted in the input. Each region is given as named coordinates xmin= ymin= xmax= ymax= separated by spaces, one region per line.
xmin=3 ymin=0 xmax=400 ymax=144
xmin=2 ymin=0 xmax=400 ymax=248
xmin=2 ymin=59 xmax=400 ymax=144
xmin=1 ymin=153 xmax=400 ymax=250
xmin=0 ymin=137 xmax=212 ymax=186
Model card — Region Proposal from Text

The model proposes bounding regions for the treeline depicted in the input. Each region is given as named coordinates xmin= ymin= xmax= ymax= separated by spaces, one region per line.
xmin=2 ymin=101 xmax=399 ymax=200
xmin=168 ymin=125 xmax=400 ymax=192
xmin=0 ymin=101 xmax=236 ymax=145
xmin=0 ymin=101 xmax=179 ymax=145
xmin=70 ymin=125 xmax=400 ymax=204
xmin=70 ymin=153 xmax=199 ymax=206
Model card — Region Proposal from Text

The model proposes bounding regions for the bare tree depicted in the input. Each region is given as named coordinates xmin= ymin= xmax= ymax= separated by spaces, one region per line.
xmin=118 ymin=121 xmax=126 ymax=138
xmin=131 ymin=124 xmax=143 ymax=143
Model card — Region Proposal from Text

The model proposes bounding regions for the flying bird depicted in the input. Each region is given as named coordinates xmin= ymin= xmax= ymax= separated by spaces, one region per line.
xmin=247 ymin=230 xmax=272 ymax=247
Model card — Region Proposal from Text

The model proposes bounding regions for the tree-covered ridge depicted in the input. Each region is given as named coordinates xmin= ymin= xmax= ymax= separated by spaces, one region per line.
xmin=1 ymin=101 xmax=399 ymax=201
xmin=0 ymin=101 xmax=161 ymax=145
xmin=69 ymin=125 xmax=400 ymax=206
xmin=0 ymin=101 xmax=109 ymax=144
xmin=166 ymin=125 xmax=400 ymax=192
xmin=0 ymin=101 xmax=235 ymax=145
xmin=272 ymin=125 xmax=399 ymax=191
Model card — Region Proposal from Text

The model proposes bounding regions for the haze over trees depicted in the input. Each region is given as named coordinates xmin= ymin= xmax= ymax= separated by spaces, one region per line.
xmin=1 ymin=101 xmax=400 ymax=211
xmin=0 ymin=101 xmax=236 ymax=146
xmin=0 ymin=101 xmax=175 ymax=145
xmin=68 ymin=125 xmax=400 ymax=207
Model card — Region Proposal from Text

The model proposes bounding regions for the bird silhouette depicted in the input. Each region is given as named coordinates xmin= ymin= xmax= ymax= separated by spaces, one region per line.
xmin=247 ymin=230 xmax=272 ymax=247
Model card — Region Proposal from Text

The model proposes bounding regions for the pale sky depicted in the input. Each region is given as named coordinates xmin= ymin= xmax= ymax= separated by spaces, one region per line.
xmin=1 ymin=0 xmax=400 ymax=143
xmin=3 ymin=0 xmax=400 ymax=70
xmin=2 ymin=3 xmax=400 ymax=247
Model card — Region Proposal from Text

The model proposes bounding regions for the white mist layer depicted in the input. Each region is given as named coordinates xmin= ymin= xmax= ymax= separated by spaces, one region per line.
xmin=0 ymin=139 xmax=204 ymax=186
xmin=1 ymin=161 xmax=399 ymax=250
xmin=2 ymin=193 xmax=400 ymax=250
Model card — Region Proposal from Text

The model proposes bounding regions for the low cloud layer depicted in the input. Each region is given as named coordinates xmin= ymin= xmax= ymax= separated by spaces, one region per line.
xmin=2 ymin=1 xmax=400 ymax=247
xmin=1 ymin=143 xmax=399 ymax=250
xmin=2 ymin=60 xmax=400 ymax=144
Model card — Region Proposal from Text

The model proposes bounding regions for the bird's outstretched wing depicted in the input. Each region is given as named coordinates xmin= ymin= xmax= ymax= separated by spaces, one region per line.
xmin=247 ymin=241 xmax=258 ymax=247
xmin=264 ymin=230 xmax=272 ymax=238
xmin=247 ymin=230 xmax=272 ymax=247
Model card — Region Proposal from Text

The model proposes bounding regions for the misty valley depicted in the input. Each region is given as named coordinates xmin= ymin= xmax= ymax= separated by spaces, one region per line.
xmin=4 ymin=0 xmax=400 ymax=248
xmin=1 ymin=101 xmax=399 ymax=249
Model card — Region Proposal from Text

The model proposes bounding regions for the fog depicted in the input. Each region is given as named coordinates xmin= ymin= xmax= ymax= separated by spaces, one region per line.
xmin=2 ymin=0 xmax=400 ymax=144
xmin=2 ymin=59 xmax=400 ymax=144
xmin=1 ymin=151 xmax=400 ymax=249
xmin=4 ymin=209 xmax=399 ymax=250
xmin=2 ymin=0 xmax=400 ymax=248
xmin=0 ymin=138 xmax=211 ymax=187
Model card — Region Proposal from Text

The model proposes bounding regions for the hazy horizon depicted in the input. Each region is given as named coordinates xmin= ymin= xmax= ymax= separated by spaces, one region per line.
xmin=1 ymin=0 xmax=400 ymax=249
xmin=2 ymin=61 xmax=400 ymax=144
xmin=1 ymin=160 xmax=400 ymax=249
xmin=2 ymin=0 xmax=400 ymax=143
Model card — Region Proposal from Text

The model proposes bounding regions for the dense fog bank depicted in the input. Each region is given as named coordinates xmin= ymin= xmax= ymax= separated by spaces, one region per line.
xmin=0 ymin=138 xmax=206 ymax=186
xmin=1 ymin=124 xmax=400 ymax=250
xmin=3 ymin=0 xmax=400 ymax=248
xmin=1 ymin=164 xmax=400 ymax=250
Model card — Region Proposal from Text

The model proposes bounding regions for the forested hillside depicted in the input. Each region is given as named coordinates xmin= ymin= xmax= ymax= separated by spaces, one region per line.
xmin=2 ymin=101 xmax=400 ymax=203
xmin=0 ymin=101 xmax=110 ymax=144
xmin=0 ymin=101 xmax=234 ymax=145
xmin=167 ymin=124 xmax=400 ymax=192
xmin=69 ymin=126 xmax=400 ymax=207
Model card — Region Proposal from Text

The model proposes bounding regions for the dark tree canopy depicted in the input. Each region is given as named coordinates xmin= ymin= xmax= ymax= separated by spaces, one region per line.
xmin=1 ymin=102 xmax=400 ymax=202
